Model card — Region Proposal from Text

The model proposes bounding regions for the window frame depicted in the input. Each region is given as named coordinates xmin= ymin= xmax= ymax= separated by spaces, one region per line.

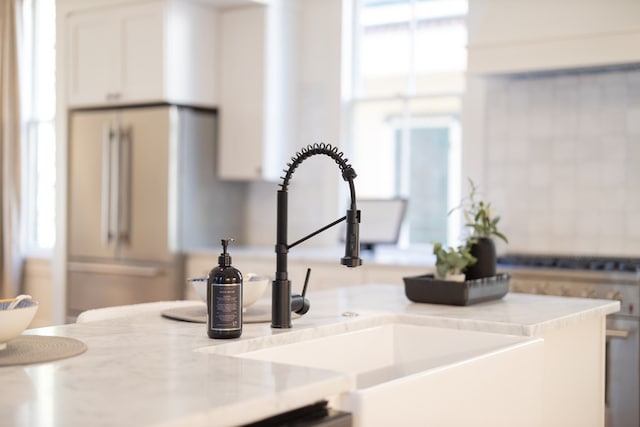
xmin=344 ymin=0 xmax=467 ymax=247
xmin=20 ymin=0 xmax=57 ymax=256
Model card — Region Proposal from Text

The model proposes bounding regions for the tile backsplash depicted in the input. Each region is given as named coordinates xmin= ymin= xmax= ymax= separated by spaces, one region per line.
xmin=482 ymin=66 xmax=640 ymax=256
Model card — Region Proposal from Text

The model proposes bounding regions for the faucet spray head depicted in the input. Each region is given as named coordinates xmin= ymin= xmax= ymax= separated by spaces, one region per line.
xmin=341 ymin=209 xmax=362 ymax=267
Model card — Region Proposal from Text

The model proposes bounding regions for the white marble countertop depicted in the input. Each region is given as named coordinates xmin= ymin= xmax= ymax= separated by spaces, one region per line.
xmin=0 ymin=285 xmax=619 ymax=426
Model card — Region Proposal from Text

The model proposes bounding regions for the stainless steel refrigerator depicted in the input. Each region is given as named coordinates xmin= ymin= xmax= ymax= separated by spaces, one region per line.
xmin=67 ymin=105 xmax=246 ymax=319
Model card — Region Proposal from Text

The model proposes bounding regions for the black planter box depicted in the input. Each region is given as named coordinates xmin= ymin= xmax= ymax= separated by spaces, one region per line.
xmin=403 ymin=273 xmax=510 ymax=306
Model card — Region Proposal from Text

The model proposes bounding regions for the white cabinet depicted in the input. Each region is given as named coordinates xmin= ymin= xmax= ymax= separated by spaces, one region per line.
xmin=218 ymin=5 xmax=266 ymax=180
xmin=217 ymin=4 xmax=294 ymax=181
xmin=66 ymin=0 xmax=217 ymax=107
xmin=467 ymin=0 xmax=640 ymax=74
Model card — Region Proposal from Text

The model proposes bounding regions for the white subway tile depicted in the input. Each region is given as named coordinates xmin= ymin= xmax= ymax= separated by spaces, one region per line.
xmin=527 ymin=232 xmax=551 ymax=252
xmin=528 ymin=162 xmax=552 ymax=188
xmin=575 ymin=137 xmax=604 ymax=162
xmin=549 ymin=236 xmax=577 ymax=255
xmin=596 ymin=237 xmax=623 ymax=256
xmin=601 ymin=135 xmax=627 ymax=162
xmin=626 ymin=211 xmax=640 ymax=238
xmin=507 ymin=140 xmax=530 ymax=162
xmin=597 ymin=211 xmax=625 ymax=237
xmin=575 ymin=161 xmax=602 ymax=188
xmin=627 ymin=109 xmax=640 ymax=135
xmin=551 ymin=139 xmax=576 ymax=162
xmin=550 ymin=188 xmax=575 ymax=212
xmin=573 ymin=235 xmax=599 ymax=253
xmin=550 ymin=211 xmax=575 ymax=236
xmin=551 ymin=163 xmax=576 ymax=190
xmin=479 ymin=69 xmax=640 ymax=255
xmin=574 ymin=210 xmax=600 ymax=237
xmin=598 ymin=187 xmax=626 ymax=212
xmin=574 ymin=188 xmax=602 ymax=210
xmin=622 ymin=238 xmax=640 ymax=256
xmin=600 ymin=162 xmax=626 ymax=187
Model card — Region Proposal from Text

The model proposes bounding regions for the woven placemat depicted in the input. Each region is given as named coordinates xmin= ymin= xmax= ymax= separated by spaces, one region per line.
xmin=161 ymin=305 xmax=207 ymax=323
xmin=161 ymin=303 xmax=299 ymax=324
xmin=0 ymin=336 xmax=87 ymax=367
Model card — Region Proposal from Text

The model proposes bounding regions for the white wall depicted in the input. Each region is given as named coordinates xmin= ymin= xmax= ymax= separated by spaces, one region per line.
xmin=463 ymin=66 xmax=640 ymax=256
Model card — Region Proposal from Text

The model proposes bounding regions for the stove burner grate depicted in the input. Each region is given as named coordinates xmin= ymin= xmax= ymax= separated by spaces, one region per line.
xmin=497 ymin=255 xmax=640 ymax=273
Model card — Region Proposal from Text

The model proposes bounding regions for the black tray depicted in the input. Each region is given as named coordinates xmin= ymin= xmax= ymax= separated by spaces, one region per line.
xmin=403 ymin=273 xmax=510 ymax=306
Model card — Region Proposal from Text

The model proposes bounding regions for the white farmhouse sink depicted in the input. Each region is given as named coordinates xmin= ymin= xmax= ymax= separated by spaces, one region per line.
xmin=238 ymin=323 xmax=544 ymax=427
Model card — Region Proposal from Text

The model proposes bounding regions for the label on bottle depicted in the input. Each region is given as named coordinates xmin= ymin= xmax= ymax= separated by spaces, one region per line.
xmin=210 ymin=283 xmax=242 ymax=331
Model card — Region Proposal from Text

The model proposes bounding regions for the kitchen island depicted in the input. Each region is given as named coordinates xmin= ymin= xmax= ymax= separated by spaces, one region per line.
xmin=1 ymin=285 xmax=618 ymax=426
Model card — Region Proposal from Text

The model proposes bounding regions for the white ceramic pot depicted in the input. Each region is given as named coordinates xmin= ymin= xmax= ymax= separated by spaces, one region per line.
xmin=445 ymin=272 xmax=466 ymax=282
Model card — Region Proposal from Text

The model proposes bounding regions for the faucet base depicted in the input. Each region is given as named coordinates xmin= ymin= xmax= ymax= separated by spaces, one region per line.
xmin=271 ymin=279 xmax=292 ymax=328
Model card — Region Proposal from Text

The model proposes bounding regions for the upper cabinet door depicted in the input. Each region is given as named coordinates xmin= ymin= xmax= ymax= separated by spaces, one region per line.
xmin=218 ymin=5 xmax=266 ymax=180
xmin=118 ymin=3 xmax=165 ymax=103
xmin=467 ymin=0 xmax=640 ymax=74
xmin=217 ymin=4 xmax=295 ymax=181
xmin=66 ymin=9 xmax=121 ymax=105
xmin=66 ymin=0 xmax=218 ymax=108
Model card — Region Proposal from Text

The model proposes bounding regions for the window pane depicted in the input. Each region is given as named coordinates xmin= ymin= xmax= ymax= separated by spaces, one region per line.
xmin=351 ymin=99 xmax=405 ymax=198
xmin=347 ymin=0 xmax=467 ymax=246
xmin=414 ymin=1 xmax=467 ymax=73
xmin=398 ymin=126 xmax=449 ymax=244
xmin=35 ymin=121 xmax=56 ymax=249
xmin=354 ymin=0 xmax=467 ymax=98
xmin=414 ymin=1 xmax=467 ymax=94
xmin=21 ymin=0 xmax=57 ymax=254
xmin=34 ymin=0 xmax=56 ymax=120
xmin=354 ymin=0 xmax=412 ymax=98
xmin=351 ymin=96 xmax=461 ymax=245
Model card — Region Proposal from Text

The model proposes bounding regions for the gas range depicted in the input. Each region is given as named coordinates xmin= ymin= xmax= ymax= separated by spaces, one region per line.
xmin=498 ymin=254 xmax=640 ymax=319
xmin=498 ymin=254 xmax=640 ymax=272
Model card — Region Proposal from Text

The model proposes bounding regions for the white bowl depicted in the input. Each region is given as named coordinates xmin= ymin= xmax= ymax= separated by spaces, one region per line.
xmin=0 ymin=299 xmax=38 ymax=350
xmin=190 ymin=273 xmax=269 ymax=309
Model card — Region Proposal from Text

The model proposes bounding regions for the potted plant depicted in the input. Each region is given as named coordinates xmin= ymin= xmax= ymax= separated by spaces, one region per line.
xmin=404 ymin=237 xmax=509 ymax=306
xmin=433 ymin=241 xmax=477 ymax=282
xmin=454 ymin=179 xmax=508 ymax=280
xmin=402 ymin=179 xmax=511 ymax=306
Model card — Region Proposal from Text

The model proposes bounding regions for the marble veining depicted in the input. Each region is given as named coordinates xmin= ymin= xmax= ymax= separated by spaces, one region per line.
xmin=0 ymin=285 xmax=619 ymax=426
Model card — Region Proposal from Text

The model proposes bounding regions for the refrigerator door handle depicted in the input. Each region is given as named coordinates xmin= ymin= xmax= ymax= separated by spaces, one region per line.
xmin=102 ymin=124 xmax=115 ymax=246
xmin=118 ymin=126 xmax=132 ymax=244
xmin=68 ymin=262 xmax=164 ymax=277
xmin=110 ymin=125 xmax=122 ymax=246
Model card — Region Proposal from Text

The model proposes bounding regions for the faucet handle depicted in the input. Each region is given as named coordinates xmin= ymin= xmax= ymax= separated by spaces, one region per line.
xmin=292 ymin=268 xmax=311 ymax=315
xmin=291 ymin=294 xmax=310 ymax=315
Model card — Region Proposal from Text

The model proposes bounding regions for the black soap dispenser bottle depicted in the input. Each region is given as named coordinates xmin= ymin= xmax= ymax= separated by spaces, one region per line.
xmin=207 ymin=239 xmax=243 ymax=339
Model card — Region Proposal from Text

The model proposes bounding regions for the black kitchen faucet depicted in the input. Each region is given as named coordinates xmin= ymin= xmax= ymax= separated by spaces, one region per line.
xmin=271 ymin=143 xmax=362 ymax=329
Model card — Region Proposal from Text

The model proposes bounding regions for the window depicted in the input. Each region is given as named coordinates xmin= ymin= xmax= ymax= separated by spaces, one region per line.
xmin=21 ymin=0 xmax=56 ymax=254
xmin=346 ymin=0 xmax=467 ymax=247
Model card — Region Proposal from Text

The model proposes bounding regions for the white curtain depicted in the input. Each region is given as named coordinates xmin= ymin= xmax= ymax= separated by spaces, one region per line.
xmin=0 ymin=0 xmax=23 ymax=299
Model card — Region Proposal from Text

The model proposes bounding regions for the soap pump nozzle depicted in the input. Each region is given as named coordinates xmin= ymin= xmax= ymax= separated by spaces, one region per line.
xmin=218 ymin=238 xmax=234 ymax=267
